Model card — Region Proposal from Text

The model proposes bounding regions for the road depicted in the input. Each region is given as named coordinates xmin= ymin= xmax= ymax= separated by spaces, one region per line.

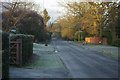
xmin=10 ymin=39 xmax=119 ymax=79
xmin=53 ymin=38 xmax=119 ymax=78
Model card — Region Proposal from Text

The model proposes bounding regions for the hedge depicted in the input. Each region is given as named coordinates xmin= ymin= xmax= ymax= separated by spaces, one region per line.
xmin=2 ymin=31 xmax=9 ymax=50
xmin=10 ymin=34 xmax=33 ymax=65
xmin=102 ymin=29 xmax=112 ymax=45
xmin=112 ymin=38 xmax=120 ymax=47
xmin=2 ymin=50 xmax=9 ymax=79
xmin=0 ymin=31 xmax=9 ymax=79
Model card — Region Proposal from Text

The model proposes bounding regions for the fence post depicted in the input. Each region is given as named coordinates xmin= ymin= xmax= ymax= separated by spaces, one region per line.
xmin=19 ymin=39 xmax=22 ymax=66
xmin=16 ymin=39 xmax=19 ymax=65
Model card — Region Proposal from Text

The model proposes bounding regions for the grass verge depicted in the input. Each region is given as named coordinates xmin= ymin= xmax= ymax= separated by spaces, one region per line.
xmin=33 ymin=43 xmax=55 ymax=52
xmin=23 ymin=54 xmax=66 ymax=70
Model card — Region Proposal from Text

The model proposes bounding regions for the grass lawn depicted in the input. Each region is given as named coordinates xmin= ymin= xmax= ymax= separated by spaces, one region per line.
xmin=23 ymin=54 xmax=66 ymax=70
xmin=73 ymin=41 xmax=119 ymax=59
xmin=85 ymin=45 xmax=118 ymax=59
xmin=33 ymin=43 xmax=55 ymax=52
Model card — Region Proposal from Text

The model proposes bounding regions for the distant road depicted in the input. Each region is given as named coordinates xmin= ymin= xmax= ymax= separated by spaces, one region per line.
xmin=53 ymin=38 xmax=119 ymax=78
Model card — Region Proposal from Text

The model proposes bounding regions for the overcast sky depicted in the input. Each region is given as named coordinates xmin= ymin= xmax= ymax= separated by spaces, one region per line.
xmin=32 ymin=0 xmax=79 ymax=23
xmin=32 ymin=0 xmax=66 ymax=23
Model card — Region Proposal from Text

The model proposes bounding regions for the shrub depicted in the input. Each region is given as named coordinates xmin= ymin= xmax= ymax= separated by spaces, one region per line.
xmin=74 ymin=31 xmax=84 ymax=41
xmin=0 ymin=31 xmax=9 ymax=79
xmin=54 ymin=32 xmax=61 ymax=39
xmin=10 ymin=34 xmax=33 ymax=65
xmin=102 ymin=29 xmax=112 ymax=45
xmin=112 ymin=38 xmax=120 ymax=47
xmin=2 ymin=31 xmax=9 ymax=50
xmin=2 ymin=50 xmax=9 ymax=79
xmin=36 ymin=31 xmax=51 ymax=42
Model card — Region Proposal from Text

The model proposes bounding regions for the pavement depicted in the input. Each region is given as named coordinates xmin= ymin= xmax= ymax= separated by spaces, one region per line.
xmin=10 ymin=67 xmax=69 ymax=78
xmin=9 ymin=38 xmax=119 ymax=79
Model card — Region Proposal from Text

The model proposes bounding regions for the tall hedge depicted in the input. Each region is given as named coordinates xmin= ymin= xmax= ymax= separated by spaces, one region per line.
xmin=102 ymin=29 xmax=112 ymax=45
xmin=1 ymin=31 xmax=9 ymax=79
xmin=112 ymin=38 xmax=120 ymax=47
xmin=10 ymin=34 xmax=33 ymax=65
xmin=2 ymin=31 xmax=9 ymax=50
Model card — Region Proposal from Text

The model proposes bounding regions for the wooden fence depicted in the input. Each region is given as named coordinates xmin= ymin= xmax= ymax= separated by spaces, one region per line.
xmin=9 ymin=39 xmax=22 ymax=66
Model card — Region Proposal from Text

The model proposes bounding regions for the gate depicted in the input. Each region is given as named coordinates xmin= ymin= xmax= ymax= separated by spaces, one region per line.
xmin=9 ymin=39 xmax=22 ymax=66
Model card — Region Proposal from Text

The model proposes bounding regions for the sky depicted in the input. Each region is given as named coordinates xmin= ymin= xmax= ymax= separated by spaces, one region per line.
xmin=32 ymin=0 xmax=66 ymax=23
xmin=32 ymin=0 xmax=79 ymax=23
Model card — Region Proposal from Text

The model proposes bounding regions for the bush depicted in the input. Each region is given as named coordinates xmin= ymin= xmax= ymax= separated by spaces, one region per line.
xmin=2 ymin=31 xmax=9 ymax=50
xmin=0 ymin=31 xmax=9 ymax=79
xmin=74 ymin=31 xmax=84 ymax=41
xmin=112 ymin=38 xmax=120 ymax=47
xmin=10 ymin=34 xmax=33 ymax=65
xmin=102 ymin=29 xmax=112 ymax=45
xmin=2 ymin=50 xmax=9 ymax=79
xmin=54 ymin=32 xmax=61 ymax=39
xmin=36 ymin=31 xmax=51 ymax=42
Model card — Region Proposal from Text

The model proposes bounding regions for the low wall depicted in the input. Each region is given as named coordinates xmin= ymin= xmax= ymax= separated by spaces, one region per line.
xmin=85 ymin=37 xmax=107 ymax=45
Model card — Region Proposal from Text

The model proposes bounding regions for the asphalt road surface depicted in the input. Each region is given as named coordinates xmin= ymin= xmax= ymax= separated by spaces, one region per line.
xmin=10 ymin=38 xmax=119 ymax=79
xmin=53 ymin=38 xmax=119 ymax=78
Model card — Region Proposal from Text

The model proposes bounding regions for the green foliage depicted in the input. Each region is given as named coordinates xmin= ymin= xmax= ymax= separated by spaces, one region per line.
xmin=2 ymin=50 xmax=9 ymax=79
xmin=0 ymin=31 xmax=9 ymax=79
xmin=10 ymin=34 xmax=33 ymax=65
xmin=54 ymin=32 xmax=61 ymax=39
xmin=74 ymin=31 xmax=84 ymax=41
xmin=37 ymin=31 xmax=51 ymax=43
xmin=2 ymin=31 xmax=9 ymax=50
xmin=116 ymin=11 xmax=120 ymax=38
xmin=102 ymin=29 xmax=112 ymax=45
xmin=112 ymin=38 xmax=120 ymax=47
xmin=43 ymin=9 xmax=50 ymax=26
